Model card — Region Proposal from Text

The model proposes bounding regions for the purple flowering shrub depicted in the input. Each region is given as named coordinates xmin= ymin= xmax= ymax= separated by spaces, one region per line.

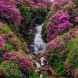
xmin=48 ymin=0 xmax=78 ymax=42
xmin=48 ymin=10 xmax=72 ymax=41
xmin=0 ymin=0 xmax=22 ymax=25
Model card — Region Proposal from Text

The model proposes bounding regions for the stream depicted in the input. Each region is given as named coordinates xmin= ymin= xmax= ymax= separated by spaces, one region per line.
xmin=33 ymin=24 xmax=47 ymax=54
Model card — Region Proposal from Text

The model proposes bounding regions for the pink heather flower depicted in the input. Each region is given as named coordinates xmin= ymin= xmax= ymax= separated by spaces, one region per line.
xmin=51 ymin=10 xmax=69 ymax=21
xmin=19 ymin=58 xmax=31 ymax=70
xmin=48 ymin=31 xmax=57 ymax=41
xmin=48 ymin=37 xmax=63 ymax=49
xmin=30 ymin=2 xmax=48 ymax=8
xmin=29 ymin=0 xmax=52 ymax=8
xmin=3 ymin=52 xmax=17 ymax=60
xmin=10 ymin=53 xmax=17 ymax=60
xmin=48 ymin=10 xmax=72 ymax=41
xmin=0 ymin=0 xmax=22 ymax=25
xmin=3 ymin=52 xmax=10 ymax=60
xmin=63 ymin=28 xmax=78 ymax=42
xmin=56 ymin=21 xmax=72 ymax=32
xmin=0 ymin=36 xmax=5 ymax=48
xmin=75 ymin=16 xmax=78 ymax=22
xmin=52 ymin=0 xmax=72 ymax=7
xmin=48 ymin=35 xmax=66 ymax=49
xmin=18 ymin=0 xmax=50 ymax=8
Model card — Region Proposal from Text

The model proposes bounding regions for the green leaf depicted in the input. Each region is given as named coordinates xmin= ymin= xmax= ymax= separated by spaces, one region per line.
xmin=5 ymin=42 xmax=15 ymax=51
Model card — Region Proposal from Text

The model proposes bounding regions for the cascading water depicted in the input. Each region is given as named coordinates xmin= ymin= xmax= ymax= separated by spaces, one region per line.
xmin=33 ymin=24 xmax=47 ymax=54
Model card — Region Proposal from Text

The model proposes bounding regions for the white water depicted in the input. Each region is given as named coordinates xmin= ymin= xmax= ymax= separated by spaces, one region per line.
xmin=34 ymin=24 xmax=46 ymax=54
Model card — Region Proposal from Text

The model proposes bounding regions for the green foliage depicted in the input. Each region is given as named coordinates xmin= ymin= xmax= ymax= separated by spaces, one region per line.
xmin=5 ymin=42 xmax=15 ymax=51
xmin=72 ymin=54 xmax=78 ymax=68
xmin=17 ymin=4 xmax=32 ymax=25
xmin=29 ymin=71 xmax=49 ymax=78
xmin=49 ymin=54 xmax=60 ymax=66
xmin=48 ymin=54 xmax=65 ymax=76
xmin=1 ymin=24 xmax=11 ymax=33
xmin=0 ymin=61 xmax=22 ymax=78
xmin=56 ymin=63 xmax=65 ymax=76
xmin=74 ymin=0 xmax=78 ymax=5
xmin=66 ymin=36 xmax=78 ymax=52
xmin=29 ymin=71 xmax=40 ymax=78
xmin=18 ymin=4 xmax=48 ymax=25
xmin=65 ymin=36 xmax=78 ymax=68
xmin=31 ymin=8 xmax=48 ymax=24
xmin=43 ymin=74 xmax=48 ymax=78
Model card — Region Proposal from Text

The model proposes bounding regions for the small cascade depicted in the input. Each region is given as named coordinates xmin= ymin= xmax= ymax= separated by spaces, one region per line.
xmin=33 ymin=24 xmax=46 ymax=54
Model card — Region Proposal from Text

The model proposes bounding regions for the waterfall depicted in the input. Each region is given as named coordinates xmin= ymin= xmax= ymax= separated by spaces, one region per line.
xmin=33 ymin=24 xmax=46 ymax=54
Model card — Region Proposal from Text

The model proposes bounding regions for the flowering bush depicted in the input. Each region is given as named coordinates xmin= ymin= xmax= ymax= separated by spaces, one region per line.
xmin=19 ymin=58 xmax=32 ymax=70
xmin=0 ymin=0 xmax=22 ymax=25
xmin=47 ymin=1 xmax=78 ymax=77
xmin=3 ymin=52 xmax=17 ymax=60
xmin=75 ymin=16 xmax=78 ymax=22
xmin=48 ymin=10 xmax=72 ymax=41
xmin=48 ymin=37 xmax=64 ymax=49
